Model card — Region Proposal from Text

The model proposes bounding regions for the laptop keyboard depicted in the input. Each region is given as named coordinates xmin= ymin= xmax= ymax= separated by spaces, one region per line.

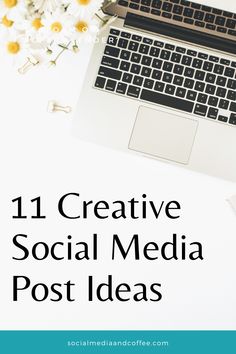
xmin=94 ymin=27 xmax=236 ymax=126
xmin=117 ymin=0 xmax=236 ymax=38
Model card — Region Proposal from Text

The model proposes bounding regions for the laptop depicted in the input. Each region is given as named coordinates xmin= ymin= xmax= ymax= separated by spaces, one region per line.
xmin=73 ymin=0 xmax=236 ymax=182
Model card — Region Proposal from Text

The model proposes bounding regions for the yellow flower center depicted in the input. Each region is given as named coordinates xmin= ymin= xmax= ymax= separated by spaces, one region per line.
xmin=4 ymin=0 xmax=17 ymax=8
xmin=75 ymin=21 xmax=88 ymax=33
xmin=51 ymin=21 xmax=62 ymax=33
xmin=32 ymin=18 xmax=43 ymax=30
xmin=7 ymin=41 xmax=20 ymax=54
xmin=2 ymin=15 xmax=14 ymax=27
xmin=77 ymin=0 xmax=91 ymax=5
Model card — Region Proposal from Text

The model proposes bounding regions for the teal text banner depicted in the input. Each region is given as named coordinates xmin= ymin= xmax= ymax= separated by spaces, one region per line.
xmin=0 ymin=330 xmax=235 ymax=353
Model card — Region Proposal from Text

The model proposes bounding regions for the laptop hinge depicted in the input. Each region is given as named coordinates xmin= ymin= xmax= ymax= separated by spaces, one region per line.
xmin=124 ymin=12 xmax=236 ymax=56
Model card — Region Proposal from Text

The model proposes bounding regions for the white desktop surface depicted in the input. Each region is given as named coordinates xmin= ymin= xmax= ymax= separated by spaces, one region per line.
xmin=0 ymin=0 xmax=236 ymax=330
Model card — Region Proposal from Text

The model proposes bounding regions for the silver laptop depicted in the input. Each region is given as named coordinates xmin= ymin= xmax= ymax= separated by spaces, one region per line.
xmin=73 ymin=0 xmax=236 ymax=182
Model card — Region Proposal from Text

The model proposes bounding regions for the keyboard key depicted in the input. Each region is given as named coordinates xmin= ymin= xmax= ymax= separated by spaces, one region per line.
xmin=184 ymin=18 xmax=194 ymax=24
xmin=194 ymin=81 xmax=206 ymax=92
xmin=184 ymin=78 xmax=194 ymax=88
xmin=176 ymin=46 xmax=186 ymax=53
xmin=207 ymin=107 xmax=218 ymax=119
xmin=110 ymin=29 xmax=120 ymax=36
xmin=215 ymin=16 xmax=225 ymax=26
xmin=133 ymin=75 xmax=144 ymax=86
xmin=120 ymin=50 xmax=131 ymax=60
xmin=228 ymin=29 xmax=236 ymax=36
xmin=186 ymin=90 xmax=197 ymax=101
xmin=162 ymin=11 xmax=172 ymax=18
xmin=173 ymin=4 xmax=183 ymax=14
xmin=101 ymin=56 xmax=120 ymax=68
xmin=182 ymin=55 xmax=192 ymax=66
xmin=127 ymin=85 xmax=141 ymax=98
xmin=98 ymin=66 xmax=122 ymax=80
xmin=105 ymin=79 xmax=117 ymax=91
xmin=208 ymin=96 xmax=218 ymax=107
xmin=151 ymin=8 xmax=161 ymax=15
xmin=140 ymin=89 xmax=194 ymax=112
xmin=141 ymin=67 xmax=152 ymax=77
xmin=154 ymin=40 xmax=164 ymax=47
xmin=213 ymin=64 xmax=224 ymax=75
xmin=150 ymin=47 xmax=160 ymax=57
xmin=194 ymin=104 xmax=207 ymax=116
xmin=122 ymin=73 xmax=133 ymax=83
xmin=229 ymin=113 xmax=236 ymax=125
xmin=152 ymin=59 xmax=162 ymax=69
xmin=141 ymin=56 xmax=152 ymax=66
xmin=131 ymin=64 xmax=141 ymax=74
xmin=121 ymin=31 xmax=131 ymax=38
xmin=184 ymin=67 xmax=194 ymax=77
xmin=165 ymin=43 xmax=175 ymax=50
xmin=118 ymin=38 xmax=128 ymax=48
xmin=173 ymin=75 xmax=184 ymax=86
xmin=95 ymin=76 xmax=106 ymax=88
xmin=107 ymin=35 xmax=118 ymax=46
xmin=131 ymin=53 xmax=141 ymax=63
xmin=139 ymin=44 xmax=150 ymax=54
xmin=165 ymin=84 xmax=176 ymax=95
xmin=160 ymin=50 xmax=171 ymax=60
xmin=220 ymin=58 xmax=230 ymax=66
xmin=194 ymin=10 xmax=204 ymax=20
xmin=154 ymin=82 xmax=165 ymax=92
xmin=171 ymin=53 xmax=181 ymax=63
xmin=192 ymin=59 xmax=203 ymax=69
xmin=183 ymin=7 xmax=193 ymax=17
xmin=219 ymin=99 xmax=229 ymax=110
xmin=227 ymin=73 xmax=236 ymax=84
xmin=152 ymin=70 xmax=162 ymax=80
xmin=162 ymin=1 xmax=173 ymax=11
xmin=116 ymin=82 xmax=127 ymax=94
xmin=143 ymin=37 xmax=153 ymax=44
xmin=203 ymin=61 xmax=213 ymax=72
xmin=195 ymin=70 xmax=205 ymax=81
xmin=119 ymin=60 xmax=130 ymax=72
xmin=227 ymin=90 xmax=236 ymax=101
xmin=206 ymin=24 xmax=216 ymax=31
xmin=205 ymin=13 xmax=215 ymax=23
xmin=206 ymin=73 xmax=216 ymax=83
xmin=104 ymin=46 xmax=120 ymax=57
xmin=197 ymin=93 xmax=207 ymax=104
xmin=198 ymin=52 xmax=208 ymax=60
xmin=216 ymin=87 xmax=226 ymax=98
xmin=144 ymin=78 xmax=155 ymax=89
xmin=230 ymin=102 xmax=236 ymax=112
xmin=226 ymin=19 xmax=236 ymax=29
xmin=163 ymin=61 xmax=173 ymax=72
xmin=128 ymin=41 xmax=139 ymax=51
xmin=224 ymin=67 xmax=235 ymax=77
xmin=195 ymin=21 xmax=205 ymax=27
xmin=163 ymin=72 xmax=173 ymax=83
xmin=216 ymin=76 xmax=226 ymax=87
xmin=173 ymin=64 xmax=184 ymax=74
xmin=205 ymin=84 xmax=216 ymax=95
xmin=152 ymin=0 xmax=162 ymax=9
xmin=132 ymin=34 xmax=142 ymax=42
xmin=218 ymin=115 xmax=228 ymax=123
xmin=217 ymin=26 xmax=227 ymax=33
xmin=187 ymin=49 xmax=197 ymax=57
xmin=209 ymin=56 xmax=219 ymax=63
xmin=173 ymin=15 xmax=183 ymax=21
xmin=176 ymin=87 xmax=186 ymax=98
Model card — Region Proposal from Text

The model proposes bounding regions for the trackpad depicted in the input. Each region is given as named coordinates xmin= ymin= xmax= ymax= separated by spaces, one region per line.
xmin=129 ymin=106 xmax=198 ymax=165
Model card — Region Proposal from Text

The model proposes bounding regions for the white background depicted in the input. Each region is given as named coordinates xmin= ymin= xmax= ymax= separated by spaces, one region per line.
xmin=0 ymin=0 xmax=236 ymax=330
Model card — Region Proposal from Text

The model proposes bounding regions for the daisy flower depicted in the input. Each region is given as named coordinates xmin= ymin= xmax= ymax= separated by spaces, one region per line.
xmin=1 ymin=33 xmax=30 ymax=65
xmin=0 ymin=0 xmax=24 ymax=19
xmin=40 ymin=8 xmax=73 ymax=44
xmin=72 ymin=14 xmax=99 ymax=44
xmin=67 ymin=0 xmax=103 ymax=17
